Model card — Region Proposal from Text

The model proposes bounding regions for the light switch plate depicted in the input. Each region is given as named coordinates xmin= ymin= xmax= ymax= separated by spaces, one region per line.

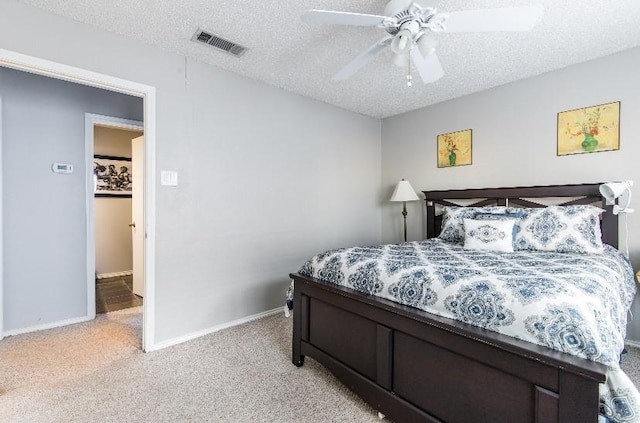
xmin=161 ymin=170 xmax=178 ymax=186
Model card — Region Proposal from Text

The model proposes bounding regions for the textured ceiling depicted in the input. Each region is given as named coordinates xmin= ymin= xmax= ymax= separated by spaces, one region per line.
xmin=16 ymin=0 xmax=640 ymax=118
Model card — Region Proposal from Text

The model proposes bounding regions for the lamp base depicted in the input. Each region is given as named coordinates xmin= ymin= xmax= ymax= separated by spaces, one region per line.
xmin=402 ymin=201 xmax=408 ymax=242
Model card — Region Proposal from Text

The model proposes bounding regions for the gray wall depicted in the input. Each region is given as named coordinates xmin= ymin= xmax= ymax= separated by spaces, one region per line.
xmin=0 ymin=67 xmax=142 ymax=331
xmin=381 ymin=47 xmax=640 ymax=341
xmin=0 ymin=0 xmax=382 ymax=343
xmin=94 ymin=126 xmax=141 ymax=276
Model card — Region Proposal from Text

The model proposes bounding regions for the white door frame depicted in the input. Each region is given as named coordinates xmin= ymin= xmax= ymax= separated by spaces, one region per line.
xmin=85 ymin=114 xmax=143 ymax=317
xmin=0 ymin=48 xmax=157 ymax=352
xmin=0 ymin=95 xmax=3 ymax=342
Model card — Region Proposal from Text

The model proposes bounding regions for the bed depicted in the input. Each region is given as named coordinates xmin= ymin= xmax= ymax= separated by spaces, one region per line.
xmin=289 ymin=183 xmax=638 ymax=423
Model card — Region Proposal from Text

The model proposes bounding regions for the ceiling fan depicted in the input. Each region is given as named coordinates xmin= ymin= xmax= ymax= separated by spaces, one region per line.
xmin=302 ymin=0 xmax=544 ymax=86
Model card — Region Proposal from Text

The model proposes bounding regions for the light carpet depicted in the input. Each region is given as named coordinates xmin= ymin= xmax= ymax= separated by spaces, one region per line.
xmin=1 ymin=308 xmax=639 ymax=423
xmin=0 ymin=308 xmax=378 ymax=422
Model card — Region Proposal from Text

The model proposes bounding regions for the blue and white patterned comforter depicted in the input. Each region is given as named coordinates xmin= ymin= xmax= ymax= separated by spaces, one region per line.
xmin=288 ymin=239 xmax=640 ymax=423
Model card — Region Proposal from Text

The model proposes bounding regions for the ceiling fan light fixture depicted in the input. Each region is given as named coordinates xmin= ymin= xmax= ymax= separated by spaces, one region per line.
xmin=390 ymin=29 xmax=413 ymax=55
xmin=417 ymin=35 xmax=438 ymax=57
xmin=393 ymin=51 xmax=409 ymax=67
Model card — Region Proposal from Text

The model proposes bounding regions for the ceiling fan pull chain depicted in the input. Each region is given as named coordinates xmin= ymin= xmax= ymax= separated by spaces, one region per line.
xmin=407 ymin=50 xmax=412 ymax=87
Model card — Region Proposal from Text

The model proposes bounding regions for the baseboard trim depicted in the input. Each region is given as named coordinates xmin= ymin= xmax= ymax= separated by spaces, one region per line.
xmin=3 ymin=315 xmax=93 ymax=337
xmin=96 ymin=270 xmax=133 ymax=280
xmin=625 ymin=340 xmax=640 ymax=349
xmin=147 ymin=307 xmax=282 ymax=352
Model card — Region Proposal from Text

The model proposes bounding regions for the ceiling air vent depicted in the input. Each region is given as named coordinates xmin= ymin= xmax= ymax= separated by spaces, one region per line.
xmin=191 ymin=29 xmax=248 ymax=58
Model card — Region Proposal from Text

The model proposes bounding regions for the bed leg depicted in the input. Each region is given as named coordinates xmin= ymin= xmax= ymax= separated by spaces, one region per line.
xmin=292 ymin=286 xmax=307 ymax=367
xmin=377 ymin=412 xmax=385 ymax=419
xmin=292 ymin=320 xmax=305 ymax=367
xmin=292 ymin=352 xmax=305 ymax=367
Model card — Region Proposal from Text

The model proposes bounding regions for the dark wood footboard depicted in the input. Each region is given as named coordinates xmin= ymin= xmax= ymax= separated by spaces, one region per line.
xmin=291 ymin=273 xmax=607 ymax=423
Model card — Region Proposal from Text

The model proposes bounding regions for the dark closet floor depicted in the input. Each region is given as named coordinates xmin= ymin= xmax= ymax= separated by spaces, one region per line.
xmin=95 ymin=275 xmax=142 ymax=314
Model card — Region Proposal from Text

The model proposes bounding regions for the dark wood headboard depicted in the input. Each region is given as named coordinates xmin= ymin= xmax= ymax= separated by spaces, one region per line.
xmin=423 ymin=183 xmax=618 ymax=248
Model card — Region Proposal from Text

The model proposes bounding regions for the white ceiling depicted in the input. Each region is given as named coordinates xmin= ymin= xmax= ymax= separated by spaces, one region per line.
xmin=17 ymin=0 xmax=640 ymax=118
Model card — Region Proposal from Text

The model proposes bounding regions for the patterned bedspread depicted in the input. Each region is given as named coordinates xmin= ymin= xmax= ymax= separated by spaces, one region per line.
xmin=288 ymin=239 xmax=640 ymax=423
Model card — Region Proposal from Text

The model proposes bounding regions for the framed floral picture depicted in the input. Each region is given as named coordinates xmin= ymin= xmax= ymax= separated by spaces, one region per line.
xmin=437 ymin=129 xmax=472 ymax=168
xmin=557 ymin=101 xmax=620 ymax=156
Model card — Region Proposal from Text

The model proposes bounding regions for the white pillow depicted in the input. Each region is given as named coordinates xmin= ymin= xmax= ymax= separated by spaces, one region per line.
xmin=439 ymin=206 xmax=508 ymax=244
xmin=463 ymin=218 xmax=515 ymax=253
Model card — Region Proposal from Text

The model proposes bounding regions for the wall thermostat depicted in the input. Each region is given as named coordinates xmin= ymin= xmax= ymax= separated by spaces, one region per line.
xmin=52 ymin=163 xmax=74 ymax=174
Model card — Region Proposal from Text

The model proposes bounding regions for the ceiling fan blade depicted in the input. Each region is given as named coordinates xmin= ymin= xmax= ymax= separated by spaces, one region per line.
xmin=334 ymin=38 xmax=392 ymax=81
xmin=302 ymin=10 xmax=387 ymax=26
xmin=441 ymin=5 xmax=544 ymax=32
xmin=412 ymin=48 xmax=444 ymax=84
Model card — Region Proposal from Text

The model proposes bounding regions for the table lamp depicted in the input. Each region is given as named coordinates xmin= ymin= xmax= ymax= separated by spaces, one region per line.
xmin=390 ymin=179 xmax=419 ymax=242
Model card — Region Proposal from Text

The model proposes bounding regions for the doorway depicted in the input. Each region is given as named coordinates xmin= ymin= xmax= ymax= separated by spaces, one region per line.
xmin=0 ymin=48 xmax=157 ymax=351
xmin=92 ymin=123 xmax=144 ymax=314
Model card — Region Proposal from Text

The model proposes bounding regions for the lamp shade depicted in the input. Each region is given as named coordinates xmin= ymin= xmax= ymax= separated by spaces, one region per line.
xmin=417 ymin=35 xmax=438 ymax=58
xmin=599 ymin=180 xmax=634 ymax=215
xmin=390 ymin=29 xmax=413 ymax=55
xmin=599 ymin=181 xmax=632 ymax=202
xmin=390 ymin=180 xmax=419 ymax=202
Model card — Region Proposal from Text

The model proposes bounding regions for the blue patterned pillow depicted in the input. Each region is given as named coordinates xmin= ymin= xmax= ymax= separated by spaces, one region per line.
xmin=438 ymin=206 xmax=508 ymax=244
xmin=511 ymin=205 xmax=604 ymax=253
xmin=463 ymin=218 xmax=515 ymax=252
